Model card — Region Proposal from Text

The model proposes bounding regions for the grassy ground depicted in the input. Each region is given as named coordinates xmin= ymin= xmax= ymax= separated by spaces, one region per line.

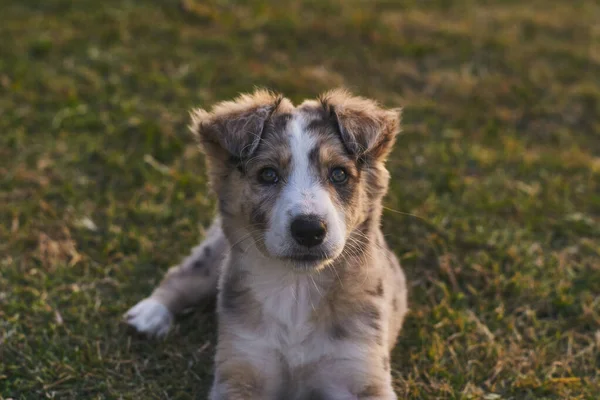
xmin=1 ymin=0 xmax=599 ymax=398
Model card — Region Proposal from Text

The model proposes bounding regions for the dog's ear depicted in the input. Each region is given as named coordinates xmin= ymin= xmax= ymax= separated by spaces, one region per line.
xmin=190 ymin=89 xmax=285 ymax=161
xmin=319 ymin=89 xmax=401 ymax=161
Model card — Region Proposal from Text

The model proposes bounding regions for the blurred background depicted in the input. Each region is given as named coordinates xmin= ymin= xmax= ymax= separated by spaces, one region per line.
xmin=1 ymin=0 xmax=599 ymax=398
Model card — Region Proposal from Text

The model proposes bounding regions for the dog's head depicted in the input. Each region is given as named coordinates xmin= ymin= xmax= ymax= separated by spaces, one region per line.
xmin=191 ymin=89 xmax=400 ymax=271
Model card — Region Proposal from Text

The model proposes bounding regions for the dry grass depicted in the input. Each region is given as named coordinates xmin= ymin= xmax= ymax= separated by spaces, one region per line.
xmin=1 ymin=0 xmax=599 ymax=398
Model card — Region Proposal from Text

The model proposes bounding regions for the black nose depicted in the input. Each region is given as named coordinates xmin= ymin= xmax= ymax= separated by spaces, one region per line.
xmin=290 ymin=215 xmax=327 ymax=247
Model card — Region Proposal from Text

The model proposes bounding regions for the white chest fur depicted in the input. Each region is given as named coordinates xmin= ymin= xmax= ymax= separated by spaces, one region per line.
xmin=244 ymin=261 xmax=332 ymax=368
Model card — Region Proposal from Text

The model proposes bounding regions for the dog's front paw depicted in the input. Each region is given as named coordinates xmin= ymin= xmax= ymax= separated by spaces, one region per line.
xmin=124 ymin=298 xmax=173 ymax=338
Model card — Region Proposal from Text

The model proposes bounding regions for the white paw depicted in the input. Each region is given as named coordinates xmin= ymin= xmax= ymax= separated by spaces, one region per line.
xmin=124 ymin=298 xmax=173 ymax=338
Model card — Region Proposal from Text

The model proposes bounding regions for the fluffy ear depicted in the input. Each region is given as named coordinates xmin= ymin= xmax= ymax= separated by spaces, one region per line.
xmin=190 ymin=89 xmax=286 ymax=161
xmin=319 ymin=89 xmax=401 ymax=161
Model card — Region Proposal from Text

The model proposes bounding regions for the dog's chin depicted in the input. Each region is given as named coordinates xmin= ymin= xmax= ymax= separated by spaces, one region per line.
xmin=286 ymin=254 xmax=333 ymax=272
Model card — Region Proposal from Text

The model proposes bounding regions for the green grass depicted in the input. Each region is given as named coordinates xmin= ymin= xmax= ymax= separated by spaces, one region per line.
xmin=1 ymin=0 xmax=599 ymax=398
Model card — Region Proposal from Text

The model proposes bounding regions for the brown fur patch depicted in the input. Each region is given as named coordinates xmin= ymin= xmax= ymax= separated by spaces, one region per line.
xmin=190 ymin=89 xmax=294 ymax=195
xmin=366 ymin=279 xmax=384 ymax=297
xmin=192 ymin=91 xmax=277 ymax=158
xmin=358 ymin=383 xmax=385 ymax=398
xmin=317 ymin=89 xmax=401 ymax=161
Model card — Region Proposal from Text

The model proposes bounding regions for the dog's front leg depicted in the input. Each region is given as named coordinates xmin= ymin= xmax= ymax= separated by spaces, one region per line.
xmin=308 ymin=382 xmax=396 ymax=400
xmin=209 ymin=364 xmax=268 ymax=400
xmin=124 ymin=216 xmax=228 ymax=337
xmin=311 ymin=354 xmax=398 ymax=400
xmin=317 ymin=384 xmax=397 ymax=400
xmin=210 ymin=321 xmax=282 ymax=400
xmin=208 ymin=344 xmax=282 ymax=400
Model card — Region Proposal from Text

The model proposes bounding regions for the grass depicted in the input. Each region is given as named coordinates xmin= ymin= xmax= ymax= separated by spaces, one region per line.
xmin=1 ymin=0 xmax=599 ymax=398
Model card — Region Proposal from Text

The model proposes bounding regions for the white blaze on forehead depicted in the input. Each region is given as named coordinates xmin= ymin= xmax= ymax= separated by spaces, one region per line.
xmin=287 ymin=115 xmax=318 ymax=208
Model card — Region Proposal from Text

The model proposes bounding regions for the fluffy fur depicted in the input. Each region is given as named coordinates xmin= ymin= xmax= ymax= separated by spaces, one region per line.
xmin=125 ymin=89 xmax=408 ymax=400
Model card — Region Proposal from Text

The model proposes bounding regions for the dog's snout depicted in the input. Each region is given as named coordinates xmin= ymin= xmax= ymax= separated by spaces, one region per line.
xmin=290 ymin=215 xmax=327 ymax=247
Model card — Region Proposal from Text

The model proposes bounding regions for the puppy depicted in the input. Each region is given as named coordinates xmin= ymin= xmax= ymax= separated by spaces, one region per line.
xmin=125 ymin=89 xmax=408 ymax=399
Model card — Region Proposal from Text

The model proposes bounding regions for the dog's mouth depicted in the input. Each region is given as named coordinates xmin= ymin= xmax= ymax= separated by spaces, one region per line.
xmin=289 ymin=254 xmax=323 ymax=262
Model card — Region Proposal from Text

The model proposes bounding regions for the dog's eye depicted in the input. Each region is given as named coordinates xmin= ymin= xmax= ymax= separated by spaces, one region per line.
xmin=258 ymin=167 xmax=279 ymax=184
xmin=330 ymin=167 xmax=348 ymax=184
